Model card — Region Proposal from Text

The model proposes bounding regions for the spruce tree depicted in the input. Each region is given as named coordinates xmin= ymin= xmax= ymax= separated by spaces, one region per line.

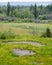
xmin=7 ymin=2 xmax=10 ymax=16
xmin=33 ymin=3 xmax=38 ymax=19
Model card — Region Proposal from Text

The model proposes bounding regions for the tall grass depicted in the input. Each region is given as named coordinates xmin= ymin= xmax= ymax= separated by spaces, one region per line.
xmin=0 ymin=29 xmax=16 ymax=39
xmin=0 ymin=23 xmax=52 ymax=36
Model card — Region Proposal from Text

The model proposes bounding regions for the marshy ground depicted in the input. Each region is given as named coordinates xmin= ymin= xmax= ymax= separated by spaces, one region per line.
xmin=0 ymin=23 xmax=52 ymax=65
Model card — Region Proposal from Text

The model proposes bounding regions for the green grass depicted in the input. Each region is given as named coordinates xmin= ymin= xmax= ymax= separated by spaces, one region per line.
xmin=0 ymin=37 xmax=52 ymax=65
xmin=0 ymin=23 xmax=52 ymax=36
xmin=0 ymin=23 xmax=52 ymax=65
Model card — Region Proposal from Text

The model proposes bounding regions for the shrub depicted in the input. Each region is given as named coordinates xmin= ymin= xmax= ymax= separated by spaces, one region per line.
xmin=41 ymin=28 xmax=52 ymax=37
xmin=0 ymin=29 xmax=16 ymax=39
xmin=6 ymin=29 xmax=16 ymax=39
xmin=0 ymin=32 xmax=6 ymax=39
xmin=39 ymin=15 xmax=47 ymax=20
xmin=46 ymin=28 xmax=51 ymax=37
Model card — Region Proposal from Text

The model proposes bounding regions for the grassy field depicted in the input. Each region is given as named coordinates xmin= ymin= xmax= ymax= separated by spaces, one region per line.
xmin=0 ymin=23 xmax=52 ymax=36
xmin=0 ymin=23 xmax=52 ymax=65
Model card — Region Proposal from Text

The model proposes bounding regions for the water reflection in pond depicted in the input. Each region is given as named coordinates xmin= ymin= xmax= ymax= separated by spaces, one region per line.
xmin=13 ymin=49 xmax=35 ymax=56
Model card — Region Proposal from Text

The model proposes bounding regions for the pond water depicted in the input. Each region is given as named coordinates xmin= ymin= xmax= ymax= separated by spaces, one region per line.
xmin=8 ymin=41 xmax=45 ymax=46
xmin=13 ymin=49 xmax=35 ymax=56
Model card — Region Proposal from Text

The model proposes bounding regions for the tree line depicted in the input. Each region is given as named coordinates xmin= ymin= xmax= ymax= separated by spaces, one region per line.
xmin=0 ymin=2 xmax=52 ymax=20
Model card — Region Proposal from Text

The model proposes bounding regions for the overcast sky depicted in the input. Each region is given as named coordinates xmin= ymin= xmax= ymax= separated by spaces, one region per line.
xmin=0 ymin=0 xmax=52 ymax=2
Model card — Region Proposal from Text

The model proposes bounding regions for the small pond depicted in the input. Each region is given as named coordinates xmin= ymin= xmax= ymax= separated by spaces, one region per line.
xmin=7 ymin=41 xmax=45 ymax=46
xmin=13 ymin=49 xmax=35 ymax=56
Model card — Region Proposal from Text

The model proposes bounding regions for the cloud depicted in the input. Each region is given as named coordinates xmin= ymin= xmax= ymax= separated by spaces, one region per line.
xmin=0 ymin=0 xmax=52 ymax=2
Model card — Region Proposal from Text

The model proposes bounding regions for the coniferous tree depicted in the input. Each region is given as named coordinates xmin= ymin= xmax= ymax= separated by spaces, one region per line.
xmin=40 ymin=5 xmax=43 ymax=15
xmin=33 ymin=3 xmax=38 ymax=19
xmin=33 ymin=4 xmax=38 ymax=35
xmin=7 ymin=2 xmax=10 ymax=16
xmin=11 ymin=6 xmax=14 ymax=16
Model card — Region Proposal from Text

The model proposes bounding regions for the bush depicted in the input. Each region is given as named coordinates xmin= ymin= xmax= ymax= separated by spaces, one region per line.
xmin=41 ymin=28 xmax=52 ymax=37
xmin=7 ymin=29 xmax=16 ymax=39
xmin=39 ymin=15 xmax=47 ymax=20
xmin=0 ymin=29 xmax=16 ymax=39
xmin=46 ymin=28 xmax=51 ymax=37
xmin=0 ymin=32 xmax=6 ymax=39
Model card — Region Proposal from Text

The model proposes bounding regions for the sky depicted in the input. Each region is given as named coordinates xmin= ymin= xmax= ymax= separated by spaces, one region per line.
xmin=0 ymin=0 xmax=52 ymax=2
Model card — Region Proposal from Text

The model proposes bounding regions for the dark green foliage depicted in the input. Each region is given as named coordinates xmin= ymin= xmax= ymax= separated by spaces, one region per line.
xmin=30 ymin=5 xmax=33 ymax=11
xmin=0 ymin=32 xmax=6 ymax=39
xmin=38 ymin=15 xmax=47 ymax=20
xmin=33 ymin=3 xmax=38 ymax=19
xmin=0 ymin=3 xmax=52 ymax=21
xmin=46 ymin=28 xmax=52 ymax=37
xmin=47 ymin=4 xmax=52 ymax=11
xmin=10 ymin=6 xmax=14 ymax=17
xmin=38 ymin=5 xmax=43 ymax=15
xmin=7 ymin=2 xmax=11 ymax=16
xmin=41 ymin=28 xmax=52 ymax=37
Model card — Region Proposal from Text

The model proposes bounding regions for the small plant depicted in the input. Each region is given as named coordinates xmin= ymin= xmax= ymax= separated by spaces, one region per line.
xmin=46 ymin=28 xmax=51 ymax=37
xmin=0 ymin=29 xmax=16 ymax=39
xmin=7 ymin=29 xmax=16 ymax=39
xmin=0 ymin=32 xmax=6 ymax=39
xmin=41 ymin=28 xmax=52 ymax=37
